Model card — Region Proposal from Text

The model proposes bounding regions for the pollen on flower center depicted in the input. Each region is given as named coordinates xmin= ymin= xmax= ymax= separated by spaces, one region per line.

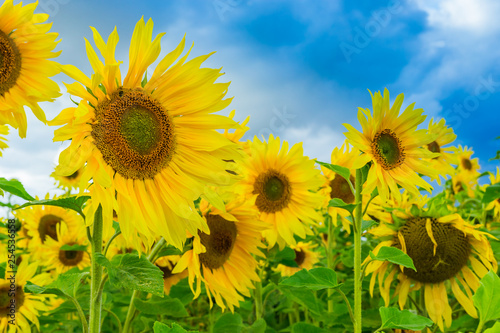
xmin=372 ymin=129 xmax=405 ymax=170
xmin=330 ymin=174 xmax=355 ymax=204
xmin=253 ymin=169 xmax=292 ymax=213
xmin=0 ymin=30 xmax=22 ymax=97
xmin=393 ymin=217 xmax=470 ymax=283
xmin=92 ymin=88 xmax=176 ymax=180
xmin=38 ymin=214 xmax=62 ymax=243
xmin=199 ymin=214 xmax=237 ymax=270
xmin=59 ymin=245 xmax=84 ymax=266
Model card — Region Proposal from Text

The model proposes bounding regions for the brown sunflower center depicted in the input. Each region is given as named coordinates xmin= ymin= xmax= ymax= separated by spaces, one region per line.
xmin=0 ymin=283 xmax=24 ymax=316
xmin=253 ymin=169 xmax=292 ymax=213
xmin=199 ymin=214 xmax=237 ymax=270
xmin=329 ymin=174 xmax=355 ymax=204
xmin=461 ymin=158 xmax=473 ymax=171
xmin=38 ymin=214 xmax=62 ymax=243
xmin=92 ymin=88 xmax=176 ymax=180
xmin=294 ymin=249 xmax=306 ymax=266
xmin=0 ymin=30 xmax=22 ymax=97
xmin=427 ymin=141 xmax=441 ymax=158
xmin=393 ymin=217 xmax=471 ymax=283
xmin=156 ymin=262 xmax=174 ymax=279
xmin=58 ymin=245 xmax=84 ymax=267
xmin=372 ymin=129 xmax=405 ymax=170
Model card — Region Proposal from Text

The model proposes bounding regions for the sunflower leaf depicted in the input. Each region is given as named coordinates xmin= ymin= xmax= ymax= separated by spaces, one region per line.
xmin=317 ymin=162 xmax=352 ymax=185
xmin=484 ymin=321 xmax=500 ymax=333
xmin=60 ymin=244 xmax=88 ymax=251
xmin=369 ymin=246 xmax=416 ymax=271
xmin=291 ymin=322 xmax=326 ymax=333
xmin=213 ymin=313 xmax=244 ymax=333
xmin=378 ymin=307 xmax=433 ymax=331
xmin=14 ymin=196 xmax=90 ymax=218
xmin=25 ymin=271 xmax=89 ymax=299
xmin=134 ymin=296 xmax=188 ymax=317
xmin=153 ymin=322 xmax=197 ymax=332
xmin=328 ymin=198 xmax=357 ymax=214
xmin=482 ymin=183 xmax=500 ymax=204
xmin=472 ymin=270 xmax=500 ymax=325
xmin=279 ymin=267 xmax=339 ymax=290
xmin=95 ymin=253 xmax=164 ymax=297
xmin=0 ymin=178 xmax=35 ymax=201
xmin=279 ymin=285 xmax=324 ymax=315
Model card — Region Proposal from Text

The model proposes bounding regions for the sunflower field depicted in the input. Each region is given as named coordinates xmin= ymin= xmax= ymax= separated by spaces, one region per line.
xmin=1 ymin=1 xmax=500 ymax=333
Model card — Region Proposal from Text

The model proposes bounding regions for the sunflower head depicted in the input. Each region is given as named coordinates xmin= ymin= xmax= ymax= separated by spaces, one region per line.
xmin=276 ymin=241 xmax=320 ymax=277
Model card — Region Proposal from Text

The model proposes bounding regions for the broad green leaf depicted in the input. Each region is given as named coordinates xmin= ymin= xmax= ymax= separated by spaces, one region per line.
xmin=291 ymin=322 xmax=326 ymax=333
xmin=153 ymin=322 xmax=198 ymax=333
xmin=279 ymin=285 xmax=324 ymax=315
xmin=15 ymin=196 xmax=90 ymax=217
xmin=134 ymin=297 xmax=188 ymax=317
xmin=0 ymin=178 xmax=34 ymax=201
xmin=157 ymin=245 xmax=183 ymax=258
xmin=484 ymin=321 xmax=500 ymax=333
xmin=482 ymin=183 xmax=500 ymax=204
xmin=279 ymin=268 xmax=339 ymax=290
xmin=243 ymin=318 xmax=266 ymax=333
xmin=328 ymin=198 xmax=357 ymax=214
xmin=473 ymin=271 xmax=500 ymax=325
xmin=359 ymin=162 xmax=371 ymax=186
xmin=361 ymin=220 xmax=377 ymax=232
xmin=378 ymin=307 xmax=433 ymax=331
xmin=317 ymin=162 xmax=352 ymax=187
xmin=213 ymin=313 xmax=244 ymax=333
xmin=369 ymin=246 xmax=416 ymax=271
xmin=25 ymin=272 xmax=89 ymax=298
xmin=273 ymin=246 xmax=298 ymax=267
xmin=95 ymin=253 xmax=164 ymax=297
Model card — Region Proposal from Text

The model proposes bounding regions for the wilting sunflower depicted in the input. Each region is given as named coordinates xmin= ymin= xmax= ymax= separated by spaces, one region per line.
xmin=43 ymin=223 xmax=90 ymax=274
xmin=0 ymin=124 xmax=8 ymax=156
xmin=343 ymin=89 xmax=439 ymax=201
xmin=155 ymin=255 xmax=188 ymax=295
xmin=237 ymin=134 xmax=324 ymax=249
xmin=50 ymin=18 xmax=241 ymax=250
xmin=425 ymin=118 xmax=458 ymax=184
xmin=0 ymin=260 xmax=51 ymax=332
xmin=174 ymin=199 xmax=265 ymax=312
xmin=365 ymin=207 xmax=497 ymax=331
xmin=0 ymin=0 xmax=60 ymax=138
xmin=276 ymin=241 xmax=320 ymax=277
xmin=51 ymin=166 xmax=85 ymax=192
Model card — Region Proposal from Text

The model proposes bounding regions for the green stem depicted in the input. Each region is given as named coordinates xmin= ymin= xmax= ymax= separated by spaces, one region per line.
xmin=335 ymin=288 xmax=354 ymax=326
xmin=89 ymin=205 xmax=104 ymax=333
xmin=122 ymin=238 xmax=166 ymax=333
xmin=70 ymin=296 xmax=88 ymax=333
xmin=254 ymin=279 xmax=263 ymax=320
xmin=103 ymin=308 xmax=123 ymax=333
xmin=326 ymin=214 xmax=335 ymax=313
xmin=354 ymin=168 xmax=363 ymax=333
xmin=103 ymin=230 xmax=121 ymax=256
xmin=475 ymin=320 xmax=485 ymax=333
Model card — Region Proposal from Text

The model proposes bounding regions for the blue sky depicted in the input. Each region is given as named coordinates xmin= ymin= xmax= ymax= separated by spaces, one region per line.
xmin=2 ymin=0 xmax=500 ymax=204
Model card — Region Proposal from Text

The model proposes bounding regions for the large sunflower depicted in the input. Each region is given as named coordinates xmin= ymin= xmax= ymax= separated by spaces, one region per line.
xmin=365 ymin=207 xmax=497 ymax=331
xmin=0 ymin=0 xmax=60 ymax=137
xmin=237 ymin=134 xmax=324 ymax=249
xmin=343 ymin=89 xmax=439 ymax=201
xmin=50 ymin=18 xmax=241 ymax=250
xmin=425 ymin=118 xmax=458 ymax=184
xmin=173 ymin=199 xmax=265 ymax=312
xmin=276 ymin=241 xmax=320 ymax=277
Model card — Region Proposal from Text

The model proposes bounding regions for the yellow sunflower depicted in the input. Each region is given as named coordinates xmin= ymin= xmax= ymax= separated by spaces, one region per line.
xmin=0 ymin=125 xmax=8 ymax=156
xmin=0 ymin=260 xmax=51 ymax=332
xmin=425 ymin=118 xmax=458 ymax=184
xmin=0 ymin=0 xmax=61 ymax=138
xmin=365 ymin=209 xmax=497 ymax=331
xmin=450 ymin=167 xmax=478 ymax=199
xmin=343 ymin=88 xmax=439 ymax=201
xmin=486 ymin=167 xmax=500 ymax=219
xmin=276 ymin=241 xmax=320 ymax=277
xmin=155 ymin=255 xmax=188 ymax=295
xmin=456 ymin=145 xmax=480 ymax=177
xmin=51 ymin=166 xmax=86 ymax=192
xmin=173 ymin=199 xmax=266 ymax=312
xmin=237 ymin=134 xmax=324 ymax=249
xmin=50 ymin=18 xmax=241 ymax=250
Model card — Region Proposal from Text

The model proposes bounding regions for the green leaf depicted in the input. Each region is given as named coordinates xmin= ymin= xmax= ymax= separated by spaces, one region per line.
xmin=473 ymin=271 xmax=500 ymax=325
xmin=482 ymin=183 xmax=500 ymax=204
xmin=273 ymin=247 xmax=298 ymax=267
xmin=134 ymin=296 xmax=188 ymax=317
xmin=157 ymin=245 xmax=183 ymax=258
xmin=291 ymin=322 xmax=326 ymax=333
xmin=359 ymin=162 xmax=371 ymax=186
xmin=25 ymin=271 xmax=89 ymax=298
xmin=153 ymin=322 xmax=198 ymax=333
xmin=213 ymin=313 xmax=244 ymax=333
xmin=328 ymin=198 xmax=357 ymax=214
xmin=378 ymin=307 xmax=434 ymax=331
xmin=60 ymin=244 xmax=88 ymax=251
xmin=361 ymin=220 xmax=377 ymax=232
xmin=0 ymin=178 xmax=34 ymax=201
xmin=369 ymin=246 xmax=416 ymax=271
xmin=279 ymin=286 xmax=324 ymax=315
xmin=484 ymin=321 xmax=500 ymax=333
xmin=317 ymin=162 xmax=352 ymax=187
xmin=141 ymin=70 xmax=148 ymax=88
xmin=95 ymin=253 xmax=164 ymax=297
xmin=15 ymin=196 xmax=90 ymax=217
xmin=243 ymin=318 xmax=266 ymax=333
xmin=279 ymin=268 xmax=339 ymax=291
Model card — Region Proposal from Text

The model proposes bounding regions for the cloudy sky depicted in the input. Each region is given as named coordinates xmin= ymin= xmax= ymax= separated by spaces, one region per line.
xmin=2 ymin=0 xmax=500 ymax=206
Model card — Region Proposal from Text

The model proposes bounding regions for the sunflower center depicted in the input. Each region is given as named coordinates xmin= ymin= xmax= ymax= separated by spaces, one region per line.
xmin=92 ymin=88 xmax=176 ymax=180
xmin=294 ymin=249 xmax=306 ymax=266
xmin=38 ymin=214 xmax=62 ymax=243
xmin=157 ymin=262 xmax=174 ymax=279
xmin=393 ymin=217 xmax=471 ymax=283
xmin=253 ymin=169 xmax=292 ymax=213
xmin=329 ymin=174 xmax=355 ymax=204
xmin=461 ymin=158 xmax=473 ymax=171
xmin=66 ymin=170 xmax=79 ymax=180
xmin=372 ymin=129 xmax=405 ymax=170
xmin=199 ymin=214 xmax=237 ymax=270
xmin=0 ymin=283 xmax=24 ymax=316
xmin=0 ymin=30 xmax=22 ymax=97
xmin=58 ymin=245 xmax=84 ymax=267
xmin=427 ymin=141 xmax=441 ymax=159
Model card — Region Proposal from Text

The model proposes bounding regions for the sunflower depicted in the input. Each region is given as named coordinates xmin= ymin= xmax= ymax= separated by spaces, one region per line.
xmin=155 ymin=255 xmax=188 ymax=295
xmin=0 ymin=259 xmax=51 ymax=332
xmin=173 ymin=199 xmax=266 ymax=312
xmin=276 ymin=241 xmax=320 ymax=277
xmin=450 ymin=167 xmax=478 ymax=199
xmin=0 ymin=0 xmax=60 ymax=138
xmin=236 ymin=134 xmax=324 ymax=249
xmin=50 ymin=18 xmax=241 ymax=250
xmin=365 ymin=207 xmax=497 ymax=331
xmin=0 ymin=125 xmax=8 ymax=156
xmin=51 ymin=166 xmax=86 ymax=192
xmin=343 ymin=88 xmax=439 ymax=201
xmin=42 ymin=223 xmax=90 ymax=275
xmin=485 ymin=167 xmax=500 ymax=219
xmin=424 ymin=118 xmax=458 ymax=184
xmin=456 ymin=145 xmax=480 ymax=177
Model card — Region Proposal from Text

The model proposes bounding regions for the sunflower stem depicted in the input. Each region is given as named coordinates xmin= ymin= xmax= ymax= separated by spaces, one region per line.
xmin=353 ymin=168 xmax=363 ymax=333
xmin=326 ymin=214 xmax=335 ymax=313
xmin=89 ymin=204 xmax=104 ymax=333
xmin=475 ymin=320 xmax=485 ymax=333
xmin=71 ymin=296 xmax=88 ymax=333
xmin=254 ymin=279 xmax=263 ymax=320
